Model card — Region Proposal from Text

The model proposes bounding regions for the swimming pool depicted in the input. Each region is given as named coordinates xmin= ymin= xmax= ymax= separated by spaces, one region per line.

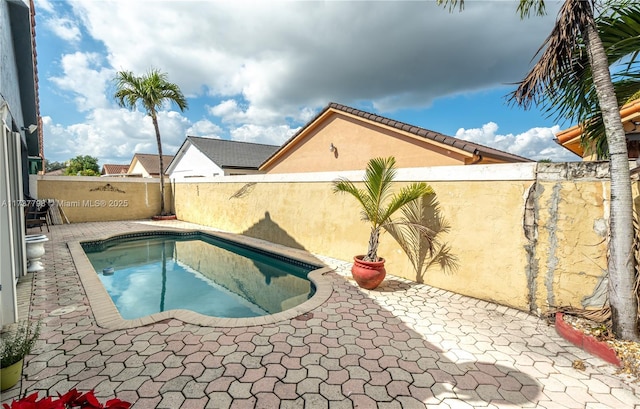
xmin=75 ymin=230 xmax=331 ymax=326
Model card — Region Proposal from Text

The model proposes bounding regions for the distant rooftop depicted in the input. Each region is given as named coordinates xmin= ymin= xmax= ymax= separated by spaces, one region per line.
xmin=186 ymin=136 xmax=280 ymax=169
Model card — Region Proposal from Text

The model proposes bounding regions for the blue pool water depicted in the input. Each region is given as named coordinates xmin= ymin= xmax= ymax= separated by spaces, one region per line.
xmin=82 ymin=233 xmax=317 ymax=319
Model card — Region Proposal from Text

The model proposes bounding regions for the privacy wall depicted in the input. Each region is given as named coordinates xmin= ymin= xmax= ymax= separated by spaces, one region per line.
xmin=173 ymin=162 xmax=612 ymax=315
xmin=35 ymin=176 xmax=173 ymax=222
xmin=35 ymin=162 xmax=617 ymax=316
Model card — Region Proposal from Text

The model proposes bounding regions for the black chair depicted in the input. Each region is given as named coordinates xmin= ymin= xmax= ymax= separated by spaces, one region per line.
xmin=25 ymin=201 xmax=50 ymax=232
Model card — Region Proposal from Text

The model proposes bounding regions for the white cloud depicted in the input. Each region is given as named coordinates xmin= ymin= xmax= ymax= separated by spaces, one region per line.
xmin=230 ymin=124 xmax=298 ymax=146
xmin=49 ymin=52 xmax=113 ymax=111
xmin=34 ymin=0 xmax=54 ymax=14
xmin=67 ymin=1 xmax=561 ymax=120
xmin=455 ymin=122 xmax=581 ymax=162
xmin=42 ymin=108 xmax=222 ymax=166
xmin=186 ymin=120 xmax=223 ymax=139
xmin=208 ymin=99 xmax=284 ymax=126
xmin=45 ymin=17 xmax=81 ymax=42
xmin=38 ymin=1 xmax=574 ymax=164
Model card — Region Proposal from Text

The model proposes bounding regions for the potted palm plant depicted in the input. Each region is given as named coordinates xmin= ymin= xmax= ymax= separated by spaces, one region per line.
xmin=1 ymin=320 xmax=41 ymax=391
xmin=333 ymin=156 xmax=433 ymax=289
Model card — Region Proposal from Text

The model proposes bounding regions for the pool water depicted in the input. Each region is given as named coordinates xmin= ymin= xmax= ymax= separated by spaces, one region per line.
xmin=82 ymin=233 xmax=316 ymax=319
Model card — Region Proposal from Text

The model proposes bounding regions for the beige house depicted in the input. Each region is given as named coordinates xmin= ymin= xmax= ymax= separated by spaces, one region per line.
xmin=127 ymin=153 xmax=175 ymax=178
xmin=261 ymin=103 xmax=531 ymax=173
xmin=101 ymin=163 xmax=129 ymax=176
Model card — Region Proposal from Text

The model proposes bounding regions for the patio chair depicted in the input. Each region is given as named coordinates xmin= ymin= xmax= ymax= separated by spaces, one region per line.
xmin=25 ymin=201 xmax=50 ymax=232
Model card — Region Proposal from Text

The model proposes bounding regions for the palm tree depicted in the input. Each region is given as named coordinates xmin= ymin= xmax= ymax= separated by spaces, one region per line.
xmin=439 ymin=0 xmax=639 ymax=341
xmin=534 ymin=3 xmax=640 ymax=158
xmin=333 ymin=156 xmax=433 ymax=262
xmin=114 ymin=69 xmax=188 ymax=216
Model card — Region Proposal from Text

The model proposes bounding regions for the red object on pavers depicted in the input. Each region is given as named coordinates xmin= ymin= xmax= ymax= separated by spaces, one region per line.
xmin=555 ymin=312 xmax=621 ymax=366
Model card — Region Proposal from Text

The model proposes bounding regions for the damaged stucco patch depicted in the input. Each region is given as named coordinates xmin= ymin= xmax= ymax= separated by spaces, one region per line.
xmin=523 ymin=181 xmax=542 ymax=314
xmin=544 ymin=183 xmax=562 ymax=309
xmin=522 ymin=179 xmax=563 ymax=313
xmin=582 ymin=273 xmax=609 ymax=307
xmin=582 ymin=186 xmax=609 ymax=308
xmin=530 ymin=162 xmax=611 ymax=312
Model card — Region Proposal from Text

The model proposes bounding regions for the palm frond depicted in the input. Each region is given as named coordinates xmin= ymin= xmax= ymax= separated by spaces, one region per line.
xmin=511 ymin=2 xmax=640 ymax=159
xmin=332 ymin=156 xmax=433 ymax=262
xmin=510 ymin=0 xmax=594 ymax=109
xmin=383 ymin=193 xmax=458 ymax=282
xmin=517 ymin=0 xmax=548 ymax=19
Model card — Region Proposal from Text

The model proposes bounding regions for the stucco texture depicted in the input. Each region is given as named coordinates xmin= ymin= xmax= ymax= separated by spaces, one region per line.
xmin=534 ymin=181 xmax=608 ymax=313
xmin=37 ymin=177 xmax=172 ymax=222
xmin=35 ymin=163 xmax=613 ymax=316
xmin=174 ymin=176 xmax=608 ymax=313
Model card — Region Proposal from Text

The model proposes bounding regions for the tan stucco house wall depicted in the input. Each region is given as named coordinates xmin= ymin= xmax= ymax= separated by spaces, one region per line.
xmin=261 ymin=103 xmax=530 ymax=174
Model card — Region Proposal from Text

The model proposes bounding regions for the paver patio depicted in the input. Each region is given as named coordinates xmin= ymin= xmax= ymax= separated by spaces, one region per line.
xmin=2 ymin=220 xmax=639 ymax=408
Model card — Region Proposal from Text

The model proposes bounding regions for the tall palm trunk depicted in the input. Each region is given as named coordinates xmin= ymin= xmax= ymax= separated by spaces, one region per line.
xmin=151 ymin=113 xmax=166 ymax=215
xmin=584 ymin=20 xmax=639 ymax=341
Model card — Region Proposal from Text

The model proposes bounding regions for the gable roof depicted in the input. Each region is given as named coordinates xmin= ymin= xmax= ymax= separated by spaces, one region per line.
xmin=101 ymin=164 xmax=129 ymax=175
xmin=130 ymin=153 xmax=175 ymax=175
xmin=261 ymin=102 xmax=531 ymax=169
xmin=184 ymin=136 xmax=280 ymax=169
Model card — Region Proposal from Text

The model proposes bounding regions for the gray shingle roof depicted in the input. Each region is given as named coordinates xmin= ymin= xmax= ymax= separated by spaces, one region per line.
xmin=187 ymin=137 xmax=280 ymax=169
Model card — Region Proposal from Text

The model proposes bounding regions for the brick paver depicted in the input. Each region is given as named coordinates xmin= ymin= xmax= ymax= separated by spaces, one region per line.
xmin=2 ymin=220 xmax=639 ymax=408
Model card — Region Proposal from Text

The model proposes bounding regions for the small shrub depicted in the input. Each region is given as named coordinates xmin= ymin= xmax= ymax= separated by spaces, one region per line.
xmin=0 ymin=320 xmax=41 ymax=368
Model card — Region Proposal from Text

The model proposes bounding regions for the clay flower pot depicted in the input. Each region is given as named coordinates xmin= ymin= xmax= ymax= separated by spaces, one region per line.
xmin=351 ymin=255 xmax=386 ymax=290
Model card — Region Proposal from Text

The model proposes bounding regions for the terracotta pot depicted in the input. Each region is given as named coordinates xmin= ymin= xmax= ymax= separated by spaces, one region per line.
xmin=351 ymin=255 xmax=386 ymax=290
xmin=1 ymin=359 xmax=23 ymax=391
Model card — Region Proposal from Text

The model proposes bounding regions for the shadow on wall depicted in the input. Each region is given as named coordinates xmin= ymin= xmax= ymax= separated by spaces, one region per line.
xmin=241 ymin=211 xmax=307 ymax=252
xmin=385 ymin=192 xmax=459 ymax=283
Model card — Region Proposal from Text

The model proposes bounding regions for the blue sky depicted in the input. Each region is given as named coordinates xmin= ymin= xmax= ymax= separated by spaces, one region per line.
xmin=34 ymin=0 xmax=580 ymax=167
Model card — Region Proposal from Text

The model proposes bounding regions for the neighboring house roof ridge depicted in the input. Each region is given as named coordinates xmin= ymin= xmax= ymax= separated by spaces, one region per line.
xmin=326 ymin=102 xmax=531 ymax=162
xmin=130 ymin=153 xmax=175 ymax=174
xmin=187 ymin=135 xmax=279 ymax=148
xmin=101 ymin=164 xmax=129 ymax=174
xmin=184 ymin=136 xmax=280 ymax=169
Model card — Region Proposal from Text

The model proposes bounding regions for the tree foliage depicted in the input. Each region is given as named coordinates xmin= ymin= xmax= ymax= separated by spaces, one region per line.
xmin=518 ymin=3 xmax=640 ymax=158
xmin=64 ymin=155 xmax=100 ymax=176
xmin=44 ymin=160 xmax=66 ymax=173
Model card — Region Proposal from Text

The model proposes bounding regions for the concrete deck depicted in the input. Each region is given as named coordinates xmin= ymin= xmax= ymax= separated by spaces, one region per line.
xmin=1 ymin=220 xmax=639 ymax=408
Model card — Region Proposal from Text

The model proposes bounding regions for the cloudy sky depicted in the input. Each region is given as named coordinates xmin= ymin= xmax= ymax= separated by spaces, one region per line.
xmin=34 ymin=0 xmax=581 ymax=167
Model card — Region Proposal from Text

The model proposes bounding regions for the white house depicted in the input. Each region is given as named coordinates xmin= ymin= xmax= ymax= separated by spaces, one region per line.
xmin=1 ymin=0 xmax=41 ymax=325
xmin=167 ymin=136 xmax=280 ymax=179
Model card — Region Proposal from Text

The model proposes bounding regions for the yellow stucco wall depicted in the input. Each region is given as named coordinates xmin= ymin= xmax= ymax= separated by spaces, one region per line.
xmin=173 ymin=163 xmax=610 ymax=314
xmin=34 ymin=163 xmax=613 ymax=316
xmin=533 ymin=180 xmax=609 ymax=314
xmin=36 ymin=176 xmax=173 ymax=222
xmin=264 ymin=113 xmax=470 ymax=173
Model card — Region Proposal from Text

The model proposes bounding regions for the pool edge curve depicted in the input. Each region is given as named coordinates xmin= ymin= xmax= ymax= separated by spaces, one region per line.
xmin=69 ymin=229 xmax=335 ymax=329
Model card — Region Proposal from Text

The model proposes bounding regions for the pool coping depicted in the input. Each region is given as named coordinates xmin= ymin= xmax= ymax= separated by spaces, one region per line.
xmin=68 ymin=229 xmax=335 ymax=329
